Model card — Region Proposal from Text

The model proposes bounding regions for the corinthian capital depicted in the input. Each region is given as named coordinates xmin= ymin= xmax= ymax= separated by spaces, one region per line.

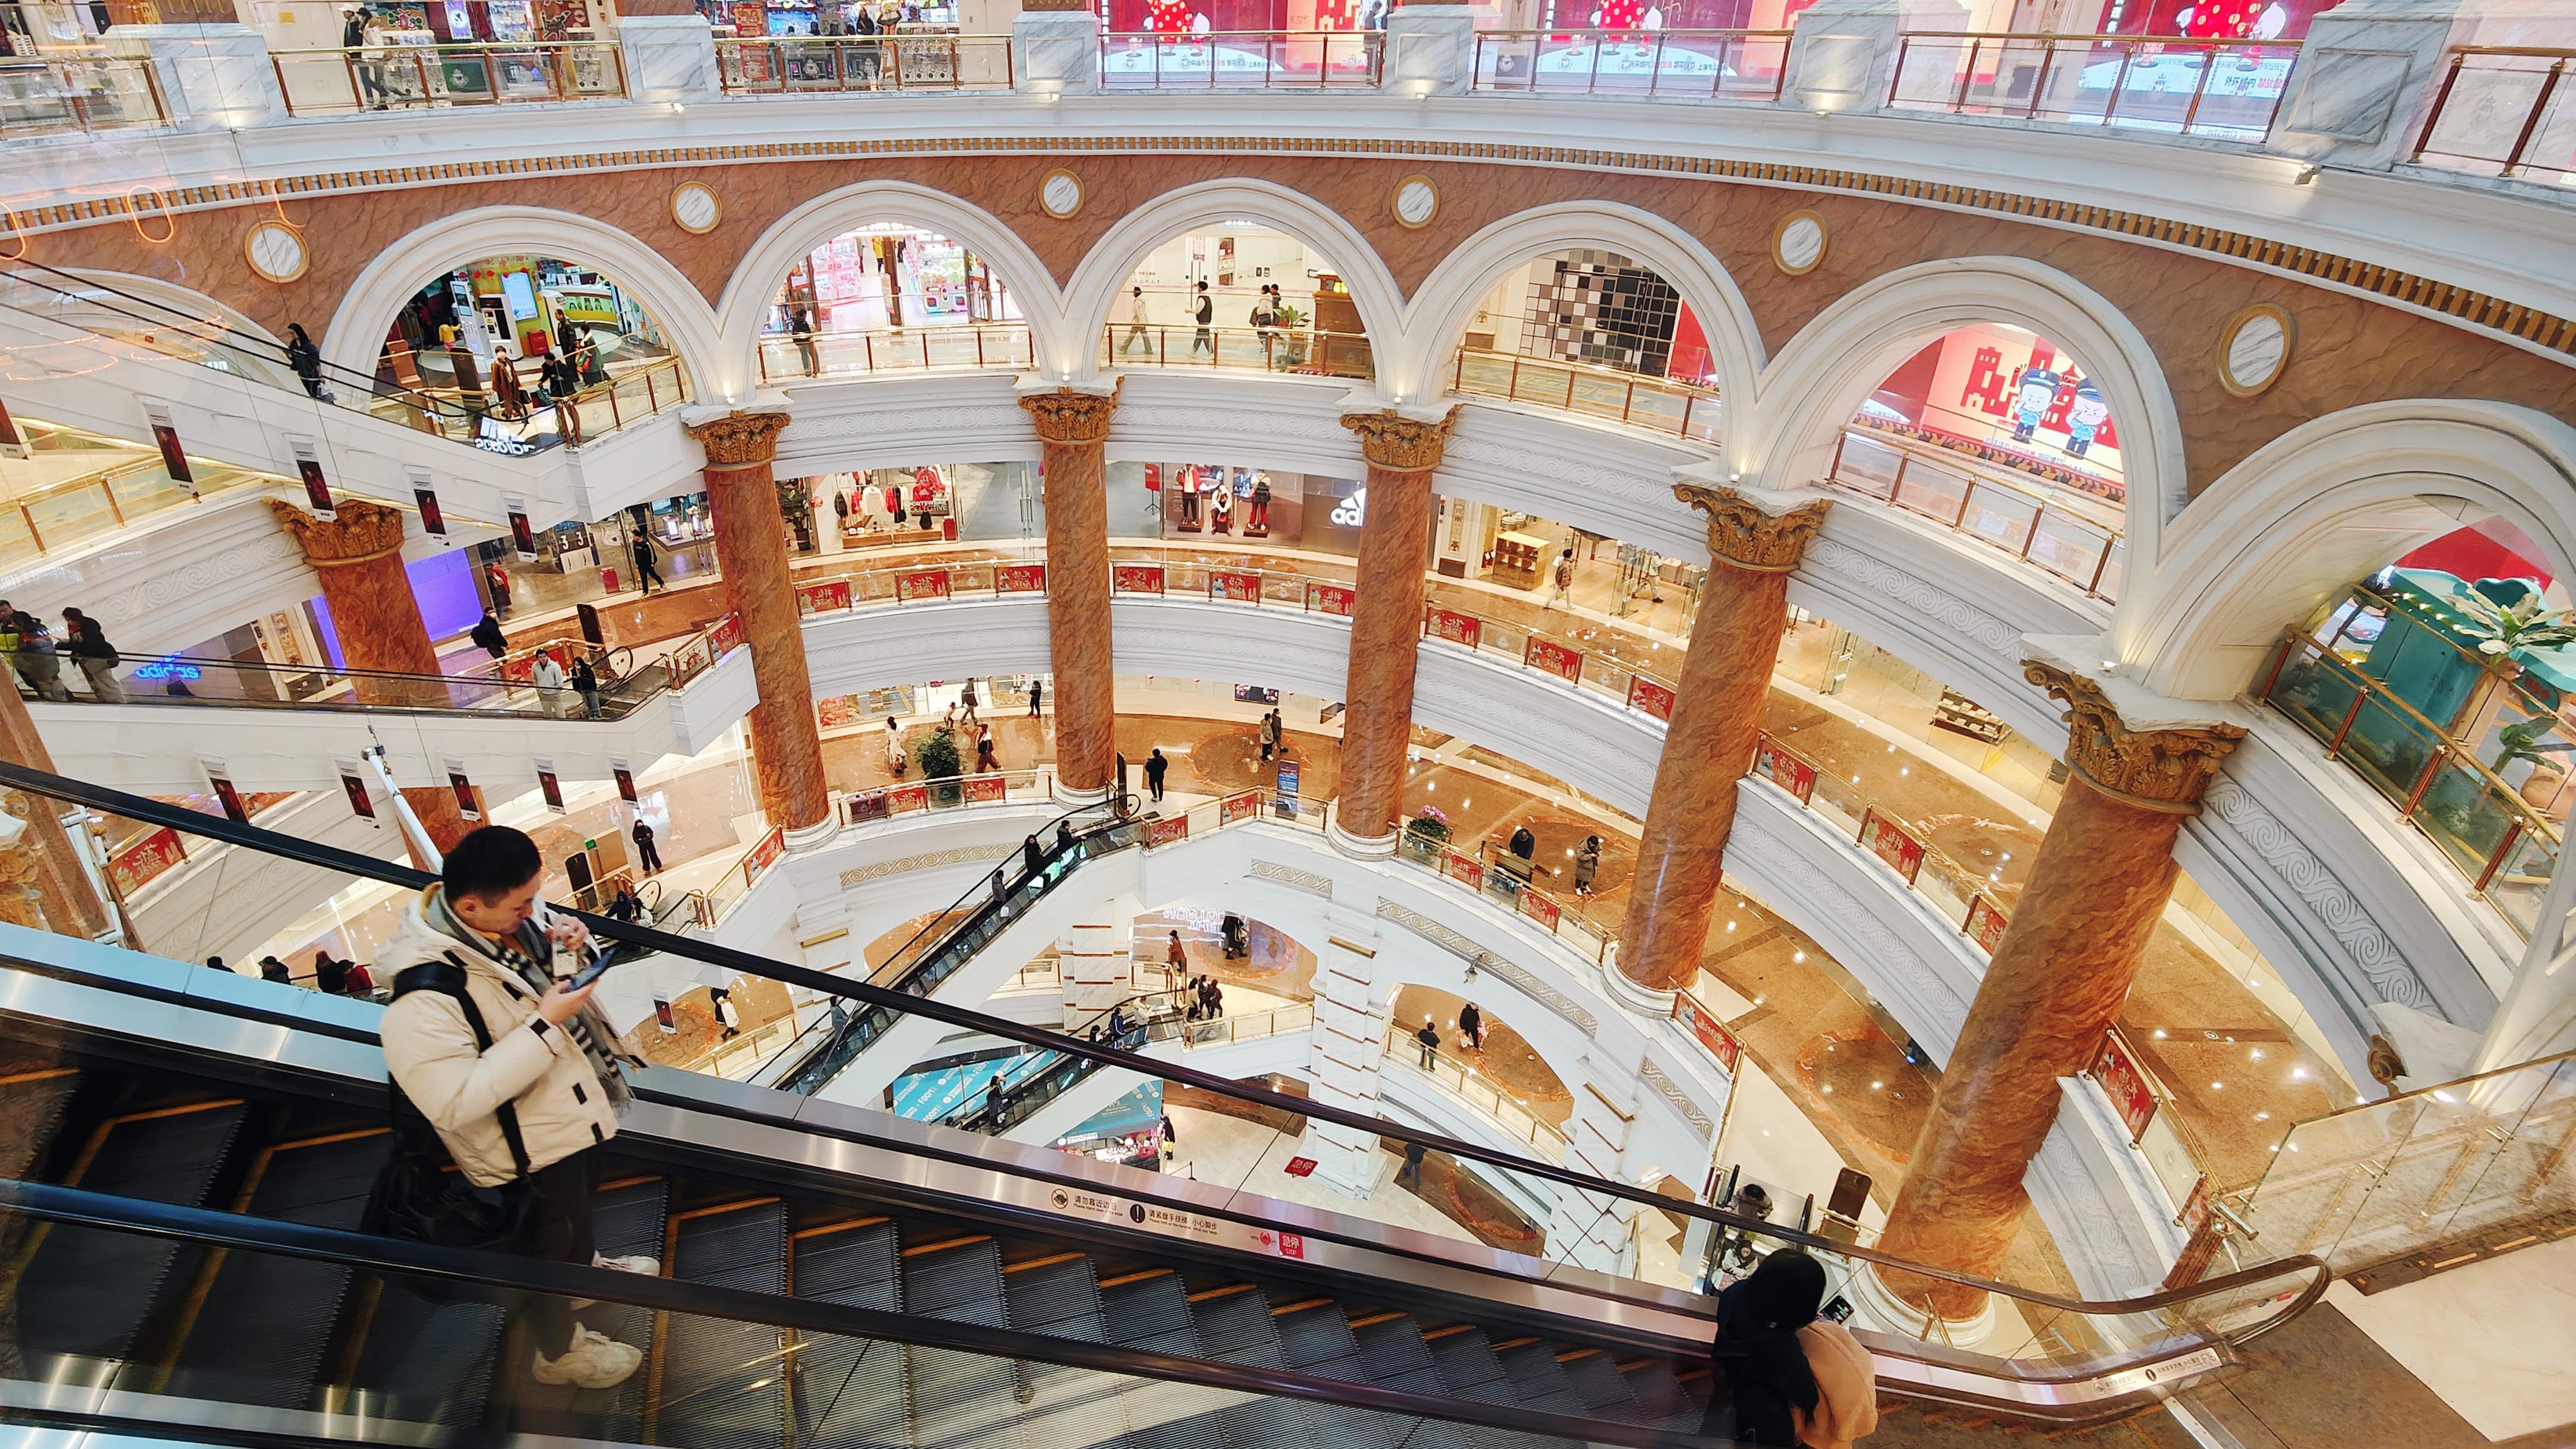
xmin=1019 ymin=383 xmax=1120 ymax=445
xmin=268 ymin=497 xmax=405 ymax=566
xmin=1674 ymin=482 xmax=1830 ymax=573
xmin=1340 ymin=407 xmax=1459 ymax=474
xmin=684 ymin=409 xmax=793 ymax=468
xmin=2026 ymin=662 xmax=2246 ymax=811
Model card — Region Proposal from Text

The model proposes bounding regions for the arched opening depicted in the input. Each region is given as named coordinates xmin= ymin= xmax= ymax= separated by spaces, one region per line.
xmin=1445 ymin=247 xmax=1720 ymax=444
xmin=1103 ymin=222 xmax=1374 ymax=379
xmin=1816 ymin=321 xmax=2127 ymax=599
xmin=377 ymin=253 xmax=689 ymax=450
xmin=757 ymin=222 xmax=1033 ymax=383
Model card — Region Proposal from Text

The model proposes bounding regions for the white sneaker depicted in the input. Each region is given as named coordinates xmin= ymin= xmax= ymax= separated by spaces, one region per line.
xmin=532 ymin=1324 xmax=642 ymax=1390
xmin=594 ymin=1252 xmax=661 ymax=1275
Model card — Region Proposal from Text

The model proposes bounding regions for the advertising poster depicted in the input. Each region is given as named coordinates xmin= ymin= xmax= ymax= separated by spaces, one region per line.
xmin=996 ymin=563 xmax=1047 ymax=594
xmin=415 ymin=485 xmax=446 ymax=535
xmin=709 ymin=614 xmax=745 ymax=655
xmin=107 ymin=826 xmax=186 ymax=897
xmin=1860 ymin=810 xmax=1926 ymax=884
xmin=1524 ymin=636 xmax=1583 ymax=684
xmin=1966 ymin=894 xmax=2009 ymax=954
xmin=297 ymin=455 xmax=333 ymax=513
xmin=509 ymin=503 xmax=538 ymax=560
xmin=1520 ymin=888 xmax=1561 ymax=930
xmin=1425 ymin=609 xmax=1482 ymax=649
xmin=448 ymin=757 xmax=481 ymax=820
xmin=0 ymin=396 xmax=26 ymax=460
xmin=1273 ymin=759 xmax=1301 ymax=819
xmin=964 ymin=775 xmax=1008 ymax=804
xmin=1444 ymin=851 xmax=1484 ymax=890
xmin=536 ymin=758 xmax=565 ymax=813
xmin=896 ymin=570 xmax=950 ymax=604
xmin=1672 ymin=992 xmax=1744 ymax=1075
xmin=146 ymin=407 xmax=194 ymax=485
xmin=2092 ymin=1030 xmax=2160 ymax=1143
xmin=1310 ymin=583 xmax=1355 ymax=617
xmin=1221 ymin=790 xmax=1261 ymax=826
xmin=204 ymin=759 xmax=247 ymax=823
xmin=1751 ymin=738 xmax=1818 ymax=803
xmin=611 ymin=755 xmax=637 ymax=803
xmin=1627 ymin=676 xmax=1677 ymax=722
xmin=817 ymin=695 xmax=861 ymax=730
xmin=886 ymin=782 xmax=929 ymax=815
xmin=338 ymin=759 xmax=376 ymax=820
xmin=1113 ymin=564 xmax=1166 ymax=595
xmin=1208 ymin=570 xmax=1262 ymax=604
xmin=1147 ymin=815 xmax=1191 ymax=848
xmin=800 ymin=579 xmax=853 ymax=614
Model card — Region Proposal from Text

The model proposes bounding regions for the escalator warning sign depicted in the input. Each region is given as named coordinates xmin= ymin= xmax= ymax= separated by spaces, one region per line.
xmin=1252 ymin=1230 xmax=1306 ymax=1261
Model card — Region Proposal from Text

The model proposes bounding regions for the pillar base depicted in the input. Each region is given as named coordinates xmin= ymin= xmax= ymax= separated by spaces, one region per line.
xmin=1603 ymin=967 xmax=1678 ymax=1018
xmin=783 ymin=817 xmax=840 ymax=853
xmin=1328 ymin=819 xmax=1398 ymax=861
xmin=1051 ymin=776 xmax=1112 ymax=808
xmin=1852 ymin=1258 xmax=2002 ymax=1347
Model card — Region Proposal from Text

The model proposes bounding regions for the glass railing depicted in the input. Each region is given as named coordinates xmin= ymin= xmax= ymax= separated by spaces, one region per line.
xmin=1394 ymin=829 xmax=1624 ymax=967
xmin=269 ymin=39 xmax=628 ymax=115
xmin=1887 ymin=30 xmax=2295 ymax=141
xmin=714 ymin=32 xmax=1016 ymax=92
xmin=554 ymin=354 xmax=690 ymax=444
xmin=1750 ymin=731 xmax=2016 ymax=957
xmin=755 ymin=320 xmax=1034 ymax=382
xmin=2259 ymin=627 xmax=2559 ymax=938
xmin=1380 ymin=1019 xmax=1573 ymax=1163
xmin=1101 ymin=323 xmax=1375 ymax=379
xmin=1099 ymin=29 xmax=1382 ymax=88
xmin=0 ymin=449 xmax=266 ymax=569
xmin=0 ymin=755 xmax=2339 ymax=1404
xmin=839 ymin=765 xmax=1057 ymax=826
xmin=1819 ymin=425 xmax=2124 ymax=600
xmin=2410 ymin=47 xmax=2576 ymax=184
xmin=1449 ymin=346 xmax=1721 ymax=444
xmin=0 ymin=53 xmax=166 ymax=137
xmin=1413 ymin=594 xmax=1686 ymax=726
xmin=1469 ymin=28 xmax=1789 ymax=100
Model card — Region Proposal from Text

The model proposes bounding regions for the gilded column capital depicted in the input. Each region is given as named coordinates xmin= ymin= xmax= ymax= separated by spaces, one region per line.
xmin=1018 ymin=383 xmax=1121 ymax=445
xmin=2025 ymin=662 xmax=2247 ymax=812
xmin=1675 ymin=482 xmax=1830 ymax=573
xmin=267 ymin=497 xmax=406 ymax=566
xmin=1340 ymin=406 xmax=1459 ymax=475
xmin=684 ymin=409 xmax=793 ymax=470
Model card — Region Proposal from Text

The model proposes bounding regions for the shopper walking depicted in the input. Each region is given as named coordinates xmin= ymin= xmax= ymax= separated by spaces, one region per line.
xmin=1549 ymin=548 xmax=1577 ymax=609
xmin=59 ymin=608 xmax=124 ymax=703
xmin=1398 ymin=1139 xmax=1427 ymax=1192
xmin=372 ymin=826 xmax=657 ymax=1391
xmin=974 ymin=728 xmax=999 ymax=774
xmin=570 ymin=655 xmax=602 ymax=721
xmin=1166 ymin=929 xmax=1187 ymax=980
xmin=1144 ymin=748 xmax=1168 ymax=802
xmin=285 ymin=322 xmax=333 ymax=400
xmin=1415 ymin=1016 xmax=1440 ymax=1071
xmin=629 ymin=531 xmax=666 ymax=595
xmin=1574 ymin=834 xmax=1603 ymax=896
xmin=0 ymin=602 xmax=68 ymax=702
xmin=471 ymin=610 xmax=508 ymax=661
xmin=1457 ymin=1001 xmax=1483 ymax=1051
xmin=487 ymin=561 xmax=513 ymax=615
xmin=530 ymin=650 xmax=569 ymax=717
xmin=1123 ymin=286 xmax=1153 ymax=358
xmin=631 ymin=817 xmax=663 ymax=875
xmin=884 ymin=714 xmax=906 ymax=774
xmin=1189 ymin=282 xmax=1213 ymax=359
xmin=1027 ymin=678 xmax=1043 ymax=717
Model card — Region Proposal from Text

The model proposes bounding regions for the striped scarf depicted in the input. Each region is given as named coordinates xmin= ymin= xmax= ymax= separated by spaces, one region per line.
xmin=428 ymin=891 xmax=634 ymax=1115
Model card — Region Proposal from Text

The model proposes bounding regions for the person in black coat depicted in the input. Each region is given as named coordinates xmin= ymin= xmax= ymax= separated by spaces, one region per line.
xmin=470 ymin=610 xmax=507 ymax=660
xmin=1700 ymin=1249 xmax=1826 ymax=1446
xmin=632 ymin=817 xmax=663 ymax=875
xmin=1144 ymin=748 xmax=1168 ymax=801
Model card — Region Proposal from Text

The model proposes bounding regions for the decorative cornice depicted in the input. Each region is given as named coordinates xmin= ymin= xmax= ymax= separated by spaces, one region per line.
xmin=1341 ymin=407 xmax=1459 ymax=475
xmin=1018 ymin=383 xmax=1121 ymax=445
xmin=266 ymin=497 xmax=405 ymax=566
xmin=1372 ymin=898 xmax=1599 ymax=1035
xmin=686 ymin=409 xmax=793 ymax=468
xmin=2196 ymin=776 xmax=2443 ymax=1018
xmin=2026 ymin=662 xmax=2246 ymax=812
xmin=1250 ymin=859 xmax=1335 ymax=896
xmin=1675 ymin=483 xmax=1830 ymax=573
xmin=836 ymin=843 xmax=1012 ymax=888
xmin=1639 ymin=1057 xmax=1714 ymax=1135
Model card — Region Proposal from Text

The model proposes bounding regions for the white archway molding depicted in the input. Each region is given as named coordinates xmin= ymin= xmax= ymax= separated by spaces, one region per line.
xmin=1059 ymin=178 xmax=1407 ymax=386
xmin=2124 ymin=400 xmax=2576 ymax=701
xmin=712 ymin=181 xmax=1068 ymax=400
xmin=317 ymin=205 xmax=726 ymax=390
xmin=1403 ymin=201 xmax=1764 ymax=454
xmin=1741 ymin=257 xmax=2185 ymax=548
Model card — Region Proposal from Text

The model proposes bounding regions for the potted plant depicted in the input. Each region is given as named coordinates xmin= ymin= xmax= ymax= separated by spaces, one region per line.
xmin=1403 ymin=806 xmax=1450 ymax=861
xmin=917 ymin=727 xmax=964 ymax=807
xmin=1270 ymin=301 xmax=1307 ymax=370
xmin=2495 ymin=717 xmax=2576 ymax=812
xmin=2448 ymin=591 xmax=2576 ymax=741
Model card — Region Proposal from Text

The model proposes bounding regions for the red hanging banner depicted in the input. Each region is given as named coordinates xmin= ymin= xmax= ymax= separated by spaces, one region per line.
xmin=896 ymin=570 xmax=951 ymax=604
xmin=1146 ymin=814 xmax=1191 ymax=848
xmin=1524 ymin=636 xmax=1583 ymax=684
xmin=886 ymin=782 xmax=930 ymax=816
xmin=1444 ymin=851 xmax=1484 ymax=890
xmin=1751 ymin=737 xmax=1818 ymax=804
xmin=1858 ymin=809 xmax=1926 ymax=885
xmin=1965 ymin=894 xmax=2010 ymax=954
xmin=1425 ymin=608 xmax=1482 ymax=649
xmin=1627 ymin=675 xmax=1677 ymax=722
xmin=107 ymin=826 xmax=186 ymax=897
xmin=996 ymin=563 xmax=1047 ymax=594
xmin=1673 ymin=992 xmax=1744 ymax=1075
xmin=1221 ymin=790 xmax=1262 ymax=826
xmin=2092 ymin=1030 xmax=2160 ymax=1144
xmin=798 ymin=579 xmax=853 ymax=614
xmin=1113 ymin=563 xmax=1166 ymax=595
xmin=1309 ymin=583 xmax=1355 ymax=617
xmin=742 ymin=828 xmax=785 ymax=888
xmin=1208 ymin=570 xmax=1262 ymax=604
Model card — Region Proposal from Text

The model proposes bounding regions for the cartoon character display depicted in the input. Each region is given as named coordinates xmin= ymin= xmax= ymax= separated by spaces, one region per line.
xmin=2010 ymin=364 xmax=2062 ymax=443
xmin=1144 ymin=0 xmax=1190 ymax=33
xmin=2065 ymin=379 xmax=2111 ymax=457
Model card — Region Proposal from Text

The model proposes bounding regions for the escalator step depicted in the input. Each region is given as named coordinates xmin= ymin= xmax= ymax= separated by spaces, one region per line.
xmin=165 ymin=1131 xmax=390 ymax=1407
xmin=17 ymin=1100 xmax=248 ymax=1363
xmin=1353 ymin=1318 xmax=1468 ymax=1449
xmin=1557 ymin=1350 xmax=1643 ymax=1418
xmin=580 ymin=1176 xmax=673 ymax=1437
xmin=1004 ymin=1257 xmax=1107 ymax=1341
xmin=1273 ymin=1303 xmax=1385 ymax=1447
xmin=1187 ymin=1287 xmax=1306 ymax=1448
xmin=1491 ymin=1342 xmax=1583 ymax=1413
xmin=0 ymin=1066 xmax=77 ymax=1180
xmin=790 ymin=1220 xmax=909 ymax=1449
xmin=1005 ymin=1257 xmax=1141 ymax=1449
xmin=1423 ymin=1330 xmax=1516 ymax=1404
xmin=656 ymin=1200 xmax=790 ymax=1449
xmin=1098 ymin=1274 xmax=1200 ymax=1358
xmin=1618 ymin=1360 xmax=1699 ymax=1428
xmin=902 ymin=1239 xmax=1028 ymax=1449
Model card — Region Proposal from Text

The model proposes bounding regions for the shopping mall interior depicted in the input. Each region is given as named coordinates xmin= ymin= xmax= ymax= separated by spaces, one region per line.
xmin=0 ymin=0 xmax=2569 ymax=1444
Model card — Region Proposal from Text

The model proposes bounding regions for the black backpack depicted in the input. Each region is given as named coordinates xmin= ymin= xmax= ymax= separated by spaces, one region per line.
xmin=362 ymin=957 xmax=541 ymax=1295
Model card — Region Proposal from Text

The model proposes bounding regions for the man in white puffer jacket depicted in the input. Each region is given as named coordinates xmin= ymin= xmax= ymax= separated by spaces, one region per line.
xmin=378 ymin=826 xmax=657 ymax=1390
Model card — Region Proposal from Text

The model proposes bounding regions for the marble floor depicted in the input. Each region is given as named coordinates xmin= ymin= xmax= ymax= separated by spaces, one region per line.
xmin=1160 ymin=1104 xmax=1480 ymax=1248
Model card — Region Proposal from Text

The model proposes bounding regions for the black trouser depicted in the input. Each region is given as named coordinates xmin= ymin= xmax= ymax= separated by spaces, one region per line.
xmin=636 ymin=836 xmax=663 ymax=873
xmin=634 ymin=555 xmax=665 ymax=593
xmin=523 ymin=1152 xmax=598 ymax=1358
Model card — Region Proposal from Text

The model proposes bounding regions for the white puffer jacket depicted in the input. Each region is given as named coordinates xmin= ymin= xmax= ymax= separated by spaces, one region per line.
xmin=377 ymin=889 xmax=622 ymax=1187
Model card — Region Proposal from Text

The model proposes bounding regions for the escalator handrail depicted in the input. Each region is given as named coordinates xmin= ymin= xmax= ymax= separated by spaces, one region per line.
xmin=942 ymin=989 xmax=1188 ymax=1129
xmin=0 ymin=758 xmax=2335 ymax=1337
xmin=0 ymin=1175 xmax=1740 ymax=1449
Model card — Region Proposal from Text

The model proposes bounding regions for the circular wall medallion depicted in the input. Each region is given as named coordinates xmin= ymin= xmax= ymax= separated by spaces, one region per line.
xmin=1393 ymin=175 xmax=1439 ymax=230
xmin=1039 ymin=169 xmax=1083 ymax=220
xmin=2218 ymin=302 xmax=2294 ymax=397
xmin=670 ymin=181 xmax=722 ymax=236
xmin=1772 ymin=210 xmax=1826 ymax=276
xmin=244 ymin=220 xmax=308 ymax=284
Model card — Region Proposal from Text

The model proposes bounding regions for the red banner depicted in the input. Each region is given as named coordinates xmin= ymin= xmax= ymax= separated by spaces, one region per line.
xmin=1627 ymin=675 xmax=1677 ymax=722
xmin=797 ymin=579 xmax=853 ymax=615
xmin=1310 ymin=583 xmax=1355 ymax=617
xmin=964 ymin=774 xmax=1008 ymax=804
xmin=996 ymin=563 xmax=1047 ymax=594
xmin=708 ymin=614 xmax=744 ymax=656
xmin=1425 ymin=609 xmax=1482 ymax=649
xmin=1751 ymin=737 xmax=1817 ymax=803
xmin=1860 ymin=810 xmax=1927 ymax=885
xmin=108 ymin=826 xmax=185 ymax=897
xmin=1146 ymin=814 xmax=1191 ymax=848
xmin=1524 ymin=636 xmax=1583 ymax=684
xmin=1208 ymin=570 xmax=1262 ymax=604
xmin=886 ymin=782 xmax=929 ymax=816
xmin=1520 ymin=888 xmax=1561 ymax=930
xmin=817 ymin=694 xmax=861 ymax=731
xmin=1221 ymin=790 xmax=1262 ymax=826
xmin=897 ymin=570 xmax=951 ymax=604
xmin=2092 ymin=1030 xmax=2159 ymax=1144
xmin=1673 ymin=992 xmax=1744 ymax=1075
xmin=742 ymin=828 xmax=785 ymax=888
xmin=1443 ymin=851 xmax=1484 ymax=890
xmin=1114 ymin=564 xmax=1166 ymax=595
xmin=667 ymin=635 xmax=714 ymax=685
xmin=1965 ymin=894 xmax=2009 ymax=954
xmin=846 ymin=790 xmax=890 ymax=823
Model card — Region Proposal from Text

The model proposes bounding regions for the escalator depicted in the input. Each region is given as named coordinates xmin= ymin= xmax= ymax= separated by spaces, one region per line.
xmin=0 ymin=759 xmax=2338 ymax=1444
xmin=937 ymin=990 xmax=1191 ymax=1138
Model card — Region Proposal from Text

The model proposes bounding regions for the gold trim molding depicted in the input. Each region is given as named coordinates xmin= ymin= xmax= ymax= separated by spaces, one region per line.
xmin=1675 ymin=482 xmax=1830 ymax=572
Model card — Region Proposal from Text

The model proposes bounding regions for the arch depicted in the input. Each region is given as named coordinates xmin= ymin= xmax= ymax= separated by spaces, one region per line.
xmin=318 ymin=206 xmax=724 ymax=390
xmin=712 ymin=180 xmax=1067 ymax=397
xmin=1742 ymin=257 xmax=2186 ymax=548
xmin=2125 ymin=400 xmax=2576 ymax=701
xmin=1403 ymin=201 xmax=1764 ymax=454
xmin=1059 ymin=178 xmax=1407 ymax=386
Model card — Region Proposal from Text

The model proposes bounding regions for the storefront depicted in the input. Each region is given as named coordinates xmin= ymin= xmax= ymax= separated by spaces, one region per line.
xmin=1107 ymin=463 xmax=1366 ymax=556
xmin=782 ymin=227 xmax=1015 ymax=335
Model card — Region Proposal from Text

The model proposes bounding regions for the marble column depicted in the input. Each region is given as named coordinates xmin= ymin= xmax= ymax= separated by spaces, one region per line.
xmin=1873 ymin=664 xmax=2244 ymax=1321
xmin=684 ymin=409 xmax=832 ymax=843
xmin=1018 ymin=385 xmax=1119 ymax=804
xmin=1616 ymin=484 xmax=1830 ymax=992
xmin=1330 ymin=408 xmax=1456 ymax=856
xmin=0 ymin=682 xmax=112 ymax=942
xmin=269 ymin=499 xmax=469 ymax=853
xmin=1299 ymin=914 xmax=1397 ymax=1198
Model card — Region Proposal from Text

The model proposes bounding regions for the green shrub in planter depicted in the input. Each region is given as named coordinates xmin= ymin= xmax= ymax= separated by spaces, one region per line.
xmin=917 ymin=727 xmax=964 ymax=806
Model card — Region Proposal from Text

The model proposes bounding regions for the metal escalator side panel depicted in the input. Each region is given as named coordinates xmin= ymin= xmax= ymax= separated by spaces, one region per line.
xmin=654 ymin=1198 xmax=791 ymax=1449
xmin=577 ymin=1176 xmax=674 ymax=1437
xmin=903 ymin=1238 xmax=1033 ymax=1449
